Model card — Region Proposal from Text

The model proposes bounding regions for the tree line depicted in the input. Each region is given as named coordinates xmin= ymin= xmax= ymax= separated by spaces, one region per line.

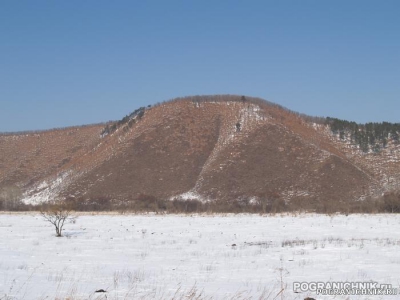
xmin=326 ymin=117 xmax=400 ymax=152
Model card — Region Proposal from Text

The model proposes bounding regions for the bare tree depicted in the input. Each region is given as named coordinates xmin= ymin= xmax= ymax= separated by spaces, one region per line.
xmin=41 ymin=205 xmax=75 ymax=237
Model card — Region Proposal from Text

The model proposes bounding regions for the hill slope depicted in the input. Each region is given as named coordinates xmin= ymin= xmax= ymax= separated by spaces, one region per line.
xmin=1 ymin=95 xmax=399 ymax=210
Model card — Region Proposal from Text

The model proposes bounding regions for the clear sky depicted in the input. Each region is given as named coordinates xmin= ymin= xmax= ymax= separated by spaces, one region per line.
xmin=1 ymin=1 xmax=399 ymax=132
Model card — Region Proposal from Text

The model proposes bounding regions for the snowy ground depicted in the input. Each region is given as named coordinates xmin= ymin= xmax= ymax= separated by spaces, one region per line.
xmin=1 ymin=213 xmax=400 ymax=299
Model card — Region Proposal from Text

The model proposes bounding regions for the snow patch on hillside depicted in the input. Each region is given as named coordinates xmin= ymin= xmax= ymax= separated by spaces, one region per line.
xmin=21 ymin=172 xmax=71 ymax=205
xmin=240 ymin=104 xmax=264 ymax=123
xmin=171 ymin=190 xmax=210 ymax=202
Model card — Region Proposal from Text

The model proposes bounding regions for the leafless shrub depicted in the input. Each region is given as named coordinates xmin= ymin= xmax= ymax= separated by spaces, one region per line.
xmin=40 ymin=204 xmax=75 ymax=237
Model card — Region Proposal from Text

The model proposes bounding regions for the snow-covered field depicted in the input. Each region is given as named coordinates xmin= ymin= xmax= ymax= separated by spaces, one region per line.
xmin=1 ymin=213 xmax=400 ymax=299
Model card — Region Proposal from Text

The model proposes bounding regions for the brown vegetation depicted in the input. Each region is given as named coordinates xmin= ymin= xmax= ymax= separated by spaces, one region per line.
xmin=1 ymin=95 xmax=399 ymax=213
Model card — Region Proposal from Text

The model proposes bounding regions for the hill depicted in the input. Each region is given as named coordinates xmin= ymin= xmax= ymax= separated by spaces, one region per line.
xmin=1 ymin=95 xmax=399 ymax=212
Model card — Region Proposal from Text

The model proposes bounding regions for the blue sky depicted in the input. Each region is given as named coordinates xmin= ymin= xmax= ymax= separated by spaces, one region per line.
xmin=1 ymin=1 xmax=399 ymax=132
